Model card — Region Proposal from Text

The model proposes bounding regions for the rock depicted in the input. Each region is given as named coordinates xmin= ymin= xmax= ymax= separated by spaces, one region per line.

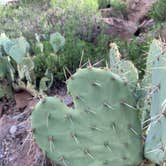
xmin=100 ymin=7 xmax=125 ymax=19
xmin=9 ymin=125 xmax=17 ymax=136
xmin=101 ymin=17 xmax=137 ymax=41
xmin=0 ymin=104 xmax=3 ymax=118
xmin=127 ymin=0 xmax=158 ymax=23
xmin=64 ymin=96 xmax=73 ymax=107
xmin=0 ymin=115 xmax=17 ymax=141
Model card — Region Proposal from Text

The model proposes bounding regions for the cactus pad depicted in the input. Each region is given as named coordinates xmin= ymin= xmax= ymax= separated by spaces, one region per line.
xmin=0 ymin=34 xmax=30 ymax=64
xmin=32 ymin=68 xmax=142 ymax=166
xmin=145 ymin=40 xmax=166 ymax=165
xmin=50 ymin=32 xmax=65 ymax=53
xmin=109 ymin=43 xmax=138 ymax=88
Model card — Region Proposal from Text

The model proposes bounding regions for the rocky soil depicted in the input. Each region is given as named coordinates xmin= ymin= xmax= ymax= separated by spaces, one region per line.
xmin=0 ymin=88 xmax=73 ymax=166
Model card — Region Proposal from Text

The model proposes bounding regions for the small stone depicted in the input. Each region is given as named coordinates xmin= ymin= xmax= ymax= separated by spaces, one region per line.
xmin=64 ymin=96 xmax=73 ymax=107
xmin=131 ymin=3 xmax=136 ymax=10
xmin=9 ymin=125 xmax=17 ymax=135
xmin=0 ymin=0 xmax=19 ymax=5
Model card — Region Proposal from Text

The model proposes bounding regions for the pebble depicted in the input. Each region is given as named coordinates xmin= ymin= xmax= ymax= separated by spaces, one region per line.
xmin=0 ymin=0 xmax=19 ymax=5
xmin=9 ymin=125 xmax=17 ymax=135
xmin=64 ymin=96 xmax=73 ymax=106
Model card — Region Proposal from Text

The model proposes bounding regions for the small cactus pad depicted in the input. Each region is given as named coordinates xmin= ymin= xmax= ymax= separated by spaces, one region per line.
xmin=109 ymin=43 xmax=138 ymax=88
xmin=142 ymin=39 xmax=163 ymax=87
xmin=32 ymin=68 xmax=142 ymax=166
xmin=50 ymin=32 xmax=65 ymax=53
xmin=145 ymin=40 xmax=166 ymax=165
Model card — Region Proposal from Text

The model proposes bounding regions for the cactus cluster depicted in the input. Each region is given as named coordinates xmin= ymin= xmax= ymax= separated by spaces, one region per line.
xmin=0 ymin=33 xmax=36 ymax=96
xmin=0 ymin=32 xmax=63 ymax=96
xmin=31 ymin=40 xmax=166 ymax=165
xmin=0 ymin=33 xmax=31 ymax=80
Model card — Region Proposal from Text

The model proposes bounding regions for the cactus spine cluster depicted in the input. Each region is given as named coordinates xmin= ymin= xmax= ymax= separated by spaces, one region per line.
xmin=31 ymin=40 xmax=166 ymax=166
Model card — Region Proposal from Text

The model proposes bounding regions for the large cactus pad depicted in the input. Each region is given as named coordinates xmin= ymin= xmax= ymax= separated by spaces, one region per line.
xmin=145 ymin=40 xmax=166 ymax=165
xmin=31 ymin=68 xmax=142 ymax=166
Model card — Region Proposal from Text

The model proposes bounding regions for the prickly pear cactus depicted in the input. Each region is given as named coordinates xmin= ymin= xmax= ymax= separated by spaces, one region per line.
xmin=50 ymin=32 xmax=65 ymax=53
xmin=0 ymin=34 xmax=30 ymax=64
xmin=144 ymin=40 xmax=166 ymax=165
xmin=142 ymin=40 xmax=162 ymax=87
xmin=109 ymin=43 xmax=138 ymax=88
xmin=8 ymin=37 xmax=30 ymax=64
xmin=141 ymin=40 xmax=162 ymax=126
xmin=0 ymin=33 xmax=12 ymax=51
xmin=32 ymin=68 xmax=142 ymax=166
xmin=17 ymin=57 xmax=35 ymax=82
xmin=39 ymin=69 xmax=53 ymax=93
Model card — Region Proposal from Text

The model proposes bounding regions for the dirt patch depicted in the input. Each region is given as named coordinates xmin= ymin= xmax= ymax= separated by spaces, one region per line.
xmin=14 ymin=91 xmax=33 ymax=110
xmin=0 ymin=87 xmax=72 ymax=166
xmin=102 ymin=17 xmax=137 ymax=41
xmin=0 ymin=97 xmax=48 ymax=166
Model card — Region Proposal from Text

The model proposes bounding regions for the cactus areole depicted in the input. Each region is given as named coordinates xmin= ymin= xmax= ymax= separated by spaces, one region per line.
xmin=31 ymin=68 xmax=142 ymax=166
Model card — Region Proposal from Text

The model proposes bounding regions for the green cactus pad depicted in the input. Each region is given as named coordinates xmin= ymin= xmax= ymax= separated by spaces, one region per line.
xmin=145 ymin=40 xmax=166 ymax=165
xmin=50 ymin=32 xmax=65 ymax=53
xmin=8 ymin=37 xmax=30 ymax=64
xmin=0 ymin=34 xmax=30 ymax=64
xmin=142 ymin=39 xmax=163 ymax=87
xmin=32 ymin=68 xmax=142 ymax=166
xmin=109 ymin=43 xmax=138 ymax=88
xmin=17 ymin=57 xmax=35 ymax=82
xmin=141 ymin=40 xmax=162 ymax=126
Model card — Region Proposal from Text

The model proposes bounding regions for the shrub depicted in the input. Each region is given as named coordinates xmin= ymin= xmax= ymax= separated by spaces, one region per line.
xmin=33 ymin=1 xmax=110 ymax=82
xmin=148 ymin=0 xmax=166 ymax=22
xmin=33 ymin=30 xmax=110 ymax=82
xmin=98 ymin=0 xmax=127 ymax=12
xmin=0 ymin=0 xmax=150 ymax=84
xmin=50 ymin=0 xmax=98 ymax=11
